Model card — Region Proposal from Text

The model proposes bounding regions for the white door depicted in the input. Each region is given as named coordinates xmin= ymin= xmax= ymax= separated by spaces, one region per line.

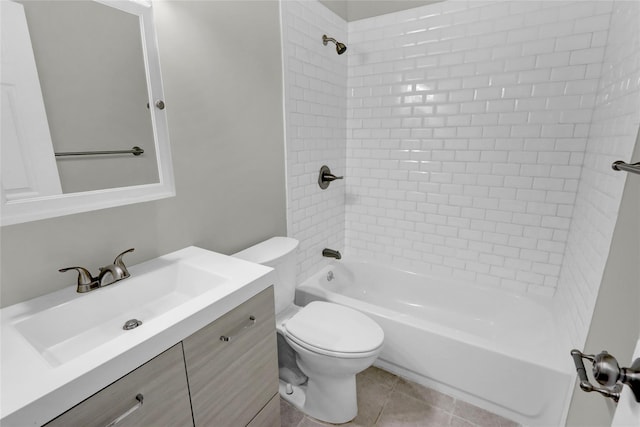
xmin=611 ymin=338 xmax=640 ymax=426
xmin=610 ymin=127 xmax=640 ymax=427
xmin=610 ymin=129 xmax=640 ymax=426
xmin=1 ymin=0 xmax=62 ymax=202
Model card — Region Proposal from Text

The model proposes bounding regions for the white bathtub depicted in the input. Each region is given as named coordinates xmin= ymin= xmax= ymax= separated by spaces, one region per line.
xmin=295 ymin=260 xmax=574 ymax=426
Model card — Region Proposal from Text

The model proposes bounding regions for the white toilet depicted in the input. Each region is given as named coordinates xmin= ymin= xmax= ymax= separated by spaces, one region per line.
xmin=233 ymin=237 xmax=384 ymax=424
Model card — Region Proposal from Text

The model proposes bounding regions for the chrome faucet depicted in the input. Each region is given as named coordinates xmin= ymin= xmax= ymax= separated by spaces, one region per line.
xmin=322 ymin=248 xmax=342 ymax=260
xmin=98 ymin=248 xmax=133 ymax=286
xmin=59 ymin=248 xmax=135 ymax=293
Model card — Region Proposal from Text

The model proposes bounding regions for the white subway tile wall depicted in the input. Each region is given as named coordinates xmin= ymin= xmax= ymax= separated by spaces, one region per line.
xmin=345 ymin=0 xmax=614 ymax=295
xmin=282 ymin=0 xmax=640 ymax=349
xmin=281 ymin=0 xmax=348 ymax=284
xmin=555 ymin=0 xmax=640 ymax=348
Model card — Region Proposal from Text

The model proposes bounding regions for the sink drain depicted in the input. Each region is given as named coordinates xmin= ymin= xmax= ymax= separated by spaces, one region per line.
xmin=123 ymin=319 xmax=143 ymax=330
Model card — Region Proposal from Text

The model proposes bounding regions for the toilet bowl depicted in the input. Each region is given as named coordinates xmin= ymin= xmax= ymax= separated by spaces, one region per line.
xmin=281 ymin=301 xmax=383 ymax=422
xmin=233 ymin=237 xmax=384 ymax=424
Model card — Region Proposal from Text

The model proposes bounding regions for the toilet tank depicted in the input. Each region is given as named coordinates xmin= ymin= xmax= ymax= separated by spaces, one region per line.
xmin=232 ymin=237 xmax=299 ymax=314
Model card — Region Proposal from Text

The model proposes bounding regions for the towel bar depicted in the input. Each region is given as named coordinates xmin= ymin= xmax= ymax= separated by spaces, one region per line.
xmin=55 ymin=146 xmax=144 ymax=157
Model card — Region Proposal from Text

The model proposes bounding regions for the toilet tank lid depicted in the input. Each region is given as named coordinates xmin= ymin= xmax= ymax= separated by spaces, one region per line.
xmin=232 ymin=237 xmax=299 ymax=264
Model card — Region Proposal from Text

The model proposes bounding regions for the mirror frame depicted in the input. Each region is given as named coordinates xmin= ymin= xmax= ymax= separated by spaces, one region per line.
xmin=1 ymin=0 xmax=175 ymax=226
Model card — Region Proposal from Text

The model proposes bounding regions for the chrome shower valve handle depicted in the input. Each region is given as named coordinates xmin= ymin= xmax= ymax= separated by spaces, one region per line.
xmin=318 ymin=165 xmax=344 ymax=189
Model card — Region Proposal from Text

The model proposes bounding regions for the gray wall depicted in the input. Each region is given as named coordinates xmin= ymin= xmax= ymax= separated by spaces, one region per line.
xmin=0 ymin=0 xmax=287 ymax=307
xmin=565 ymin=130 xmax=640 ymax=426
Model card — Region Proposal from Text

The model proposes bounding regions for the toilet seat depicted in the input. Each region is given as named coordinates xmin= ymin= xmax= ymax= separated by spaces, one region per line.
xmin=283 ymin=301 xmax=384 ymax=358
xmin=285 ymin=333 xmax=382 ymax=359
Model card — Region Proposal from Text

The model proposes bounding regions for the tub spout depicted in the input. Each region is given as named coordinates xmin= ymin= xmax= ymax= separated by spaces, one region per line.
xmin=322 ymin=248 xmax=342 ymax=260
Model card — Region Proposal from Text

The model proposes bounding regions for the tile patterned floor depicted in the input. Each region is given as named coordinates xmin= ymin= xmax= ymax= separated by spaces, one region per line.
xmin=280 ymin=367 xmax=520 ymax=427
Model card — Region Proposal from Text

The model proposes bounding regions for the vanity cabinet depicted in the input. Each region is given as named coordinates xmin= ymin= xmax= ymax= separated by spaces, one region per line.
xmin=45 ymin=344 xmax=192 ymax=427
xmin=183 ymin=286 xmax=279 ymax=426
xmin=43 ymin=287 xmax=279 ymax=427
xmin=247 ymin=394 xmax=281 ymax=427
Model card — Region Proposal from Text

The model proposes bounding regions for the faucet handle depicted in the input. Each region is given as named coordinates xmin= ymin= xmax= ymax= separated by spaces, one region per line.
xmin=318 ymin=165 xmax=344 ymax=189
xmin=59 ymin=266 xmax=98 ymax=293
xmin=113 ymin=248 xmax=134 ymax=277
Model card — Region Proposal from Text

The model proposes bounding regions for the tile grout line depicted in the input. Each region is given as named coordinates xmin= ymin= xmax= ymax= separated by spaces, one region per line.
xmin=373 ymin=375 xmax=400 ymax=425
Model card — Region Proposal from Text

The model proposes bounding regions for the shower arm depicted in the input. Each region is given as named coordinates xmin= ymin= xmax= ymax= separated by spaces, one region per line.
xmin=322 ymin=35 xmax=337 ymax=45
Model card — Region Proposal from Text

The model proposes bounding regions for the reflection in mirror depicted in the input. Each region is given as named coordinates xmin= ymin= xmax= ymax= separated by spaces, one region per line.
xmin=20 ymin=0 xmax=159 ymax=193
xmin=0 ymin=0 xmax=174 ymax=226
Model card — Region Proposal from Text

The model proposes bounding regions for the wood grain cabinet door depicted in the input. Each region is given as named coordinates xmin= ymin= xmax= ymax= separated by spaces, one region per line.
xmin=183 ymin=286 xmax=279 ymax=427
xmin=247 ymin=394 xmax=281 ymax=427
xmin=45 ymin=343 xmax=193 ymax=427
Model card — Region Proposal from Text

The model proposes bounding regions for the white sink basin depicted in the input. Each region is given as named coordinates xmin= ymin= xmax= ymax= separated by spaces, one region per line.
xmin=14 ymin=262 xmax=227 ymax=367
xmin=1 ymin=246 xmax=274 ymax=426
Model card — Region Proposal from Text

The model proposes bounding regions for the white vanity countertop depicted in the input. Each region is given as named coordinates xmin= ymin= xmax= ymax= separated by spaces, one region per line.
xmin=0 ymin=246 xmax=274 ymax=426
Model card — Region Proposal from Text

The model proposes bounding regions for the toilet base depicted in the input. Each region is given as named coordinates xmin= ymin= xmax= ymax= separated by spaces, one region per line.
xmin=278 ymin=375 xmax=357 ymax=424
xmin=279 ymin=380 xmax=306 ymax=411
xmin=304 ymin=372 xmax=357 ymax=423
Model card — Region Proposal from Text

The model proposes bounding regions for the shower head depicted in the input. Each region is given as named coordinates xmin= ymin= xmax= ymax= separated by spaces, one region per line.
xmin=322 ymin=34 xmax=347 ymax=55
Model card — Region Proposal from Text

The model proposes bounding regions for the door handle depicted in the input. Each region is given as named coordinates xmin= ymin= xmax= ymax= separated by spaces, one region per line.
xmin=571 ymin=349 xmax=640 ymax=402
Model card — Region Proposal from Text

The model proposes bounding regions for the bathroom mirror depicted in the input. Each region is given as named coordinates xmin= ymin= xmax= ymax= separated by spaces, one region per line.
xmin=0 ymin=0 xmax=174 ymax=226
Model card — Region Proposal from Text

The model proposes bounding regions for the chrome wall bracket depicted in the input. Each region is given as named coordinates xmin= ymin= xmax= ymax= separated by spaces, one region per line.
xmin=571 ymin=349 xmax=640 ymax=403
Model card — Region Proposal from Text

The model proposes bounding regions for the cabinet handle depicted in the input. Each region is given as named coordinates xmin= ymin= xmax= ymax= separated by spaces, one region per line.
xmin=220 ymin=316 xmax=256 ymax=342
xmin=105 ymin=394 xmax=144 ymax=427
